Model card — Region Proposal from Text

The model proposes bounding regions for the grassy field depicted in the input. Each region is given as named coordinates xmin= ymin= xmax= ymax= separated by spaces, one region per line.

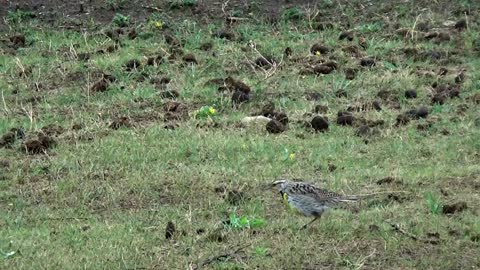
xmin=1 ymin=1 xmax=480 ymax=269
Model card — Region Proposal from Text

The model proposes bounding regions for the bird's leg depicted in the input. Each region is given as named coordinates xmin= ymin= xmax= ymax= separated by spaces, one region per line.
xmin=301 ymin=216 xmax=321 ymax=230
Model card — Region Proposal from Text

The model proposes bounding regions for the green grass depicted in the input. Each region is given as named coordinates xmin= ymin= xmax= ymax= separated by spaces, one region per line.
xmin=1 ymin=1 xmax=480 ymax=269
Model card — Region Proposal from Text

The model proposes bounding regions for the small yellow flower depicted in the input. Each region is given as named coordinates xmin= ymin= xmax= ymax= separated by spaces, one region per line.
xmin=289 ymin=153 xmax=296 ymax=160
xmin=208 ymin=107 xmax=216 ymax=115
xmin=153 ymin=21 xmax=163 ymax=29
xmin=315 ymin=51 xmax=321 ymax=56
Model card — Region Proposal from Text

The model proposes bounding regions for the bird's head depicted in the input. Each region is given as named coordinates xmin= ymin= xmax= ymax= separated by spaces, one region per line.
xmin=269 ymin=179 xmax=289 ymax=192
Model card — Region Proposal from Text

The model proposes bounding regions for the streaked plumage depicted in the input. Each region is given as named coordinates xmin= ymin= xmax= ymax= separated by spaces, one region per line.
xmin=270 ymin=179 xmax=359 ymax=228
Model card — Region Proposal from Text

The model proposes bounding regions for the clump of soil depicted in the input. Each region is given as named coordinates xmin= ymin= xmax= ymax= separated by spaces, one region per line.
xmin=347 ymin=100 xmax=383 ymax=112
xmin=146 ymin=55 xmax=163 ymax=66
xmin=10 ymin=34 xmax=26 ymax=49
xmin=311 ymin=116 xmax=329 ymax=132
xmin=406 ymin=106 xmax=429 ymax=119
xmin=442 ymin=202 xmax=467 ymax=215
xmin=313 ymin=64 xmax=334 ymax=75
xmin=360 ymin=57 xmax=376 ymax=67
xmin=431 ymin=83 xmax=460 ymax=105
xmin=127 ymin=28 xmax=137 ymax=40
xmin=396 ymin=114 xmax=410 ymax=126
xmin=376 ymin=177 xmax=400 ymax=185
xmin=165 ymin=221 xmax=176 ymax=239
xmin=227 ymin=189 xmax=248 ymax=205
xmin=160 ymin=90 xmax=180 ymax=99
xmin=124 ymin=59 xmax=141 ymax=71
xmin=164 ymin=101 xmax=189 ymax=121
xmin=72 ymin=123 xmax=83 ymax=130
xmin=256 ymin=103 xmax=288 ymax=125
xmin=90 ymin=74 xmax=115 ymax=93
xmin=454 ymin=19 xmax=467 ymax=30
xmin=405 ymin=89 xmax=418 ymax=99
xmin=224 ymin=77 xmax=251 ymax=94
xmin=260 ymin=102 xmax=275 ymax=117
xmin=377 ymin=90 xmax=400 ymax=109
xmin=22 ymin=134 xmax=56 ymax=154
xmin=41 ymin=124 xmax=64 ymax=136
xmin=207 ymin=230 xmax=227 ymax=242
xmin=424 ymin=31 xmax=451 ymax=43
xmin=232 ymin=91 xmax=250 ymax=104
xmin=0 ymin=128 xmax=24 ymax=148
xmin=104 ymin=28 xmax=123 ymax=41
xmin=266 ymin=120 xmax=286 ymax=134
xmin=339 ymin=31 xmax=354 ymax=41
xmin=314 ymin=104 xmax=329 ymax=114
xmin=213 ymin=29 xmax=236 ymax=40
xmin=345 ymin=68 xmax=357 ymax=80
xmin=310 ymin=43 xmax=330 ymax=55
xmin=255 ymin=56 xmax=278 ymax=69
xmin=199 ymin=42 xmax=213 ymax=51
xmin=77 ymin=52 xmax=90 ymax=61
xmin=272 ymin=112 xmax=288 ymax=125
xmin=304 ymin=91 xmax=323 ymax=101
xmin=163 ymin=31 xmax=180 ymax=47
xmin=355 ymin=125 xmax=378 ymax=138
xmin=336 ymin=111 xmax=355 ymax=126
xmin=183 ymin=53 xmax=198 ymax=64
xmin=151 ymin=77 xmax=171 ymax=88
xmin=109 ymin=116 xmax=132 ymax=129
xmin=284 ymin=47 xmax=293 ymax=57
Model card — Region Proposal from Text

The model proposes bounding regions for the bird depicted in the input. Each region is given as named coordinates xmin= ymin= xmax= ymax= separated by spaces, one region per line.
xmin=269 ymin=179 xmax=361 ymax=229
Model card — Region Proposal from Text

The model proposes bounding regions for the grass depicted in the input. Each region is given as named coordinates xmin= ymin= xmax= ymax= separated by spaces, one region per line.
xmin=1 ymin=1 xmax=480 ymax=269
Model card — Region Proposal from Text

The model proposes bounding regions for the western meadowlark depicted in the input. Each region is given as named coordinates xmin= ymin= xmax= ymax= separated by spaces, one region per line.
xmin=269 ymin=179 xmax=361 ymax=229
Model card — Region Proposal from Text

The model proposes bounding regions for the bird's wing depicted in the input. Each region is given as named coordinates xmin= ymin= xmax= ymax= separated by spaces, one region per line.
xmin=292 ymin=183 xmax=344 ymax=202
xmin=286 ymin=192 xmax=330 ymax=215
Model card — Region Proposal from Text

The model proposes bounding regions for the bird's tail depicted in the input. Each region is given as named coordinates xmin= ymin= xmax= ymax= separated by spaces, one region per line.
xmin=337 ymin=196 xmax=360 ymax=202
xmin=340 ymin=191 xmax=409 ymax=202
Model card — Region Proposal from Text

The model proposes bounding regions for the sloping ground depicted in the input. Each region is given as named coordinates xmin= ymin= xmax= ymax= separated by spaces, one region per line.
xmin=2 ymin=0 xmax=477 ymax=26
xmin=1 ymin=0 xmax=480 ymax=269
